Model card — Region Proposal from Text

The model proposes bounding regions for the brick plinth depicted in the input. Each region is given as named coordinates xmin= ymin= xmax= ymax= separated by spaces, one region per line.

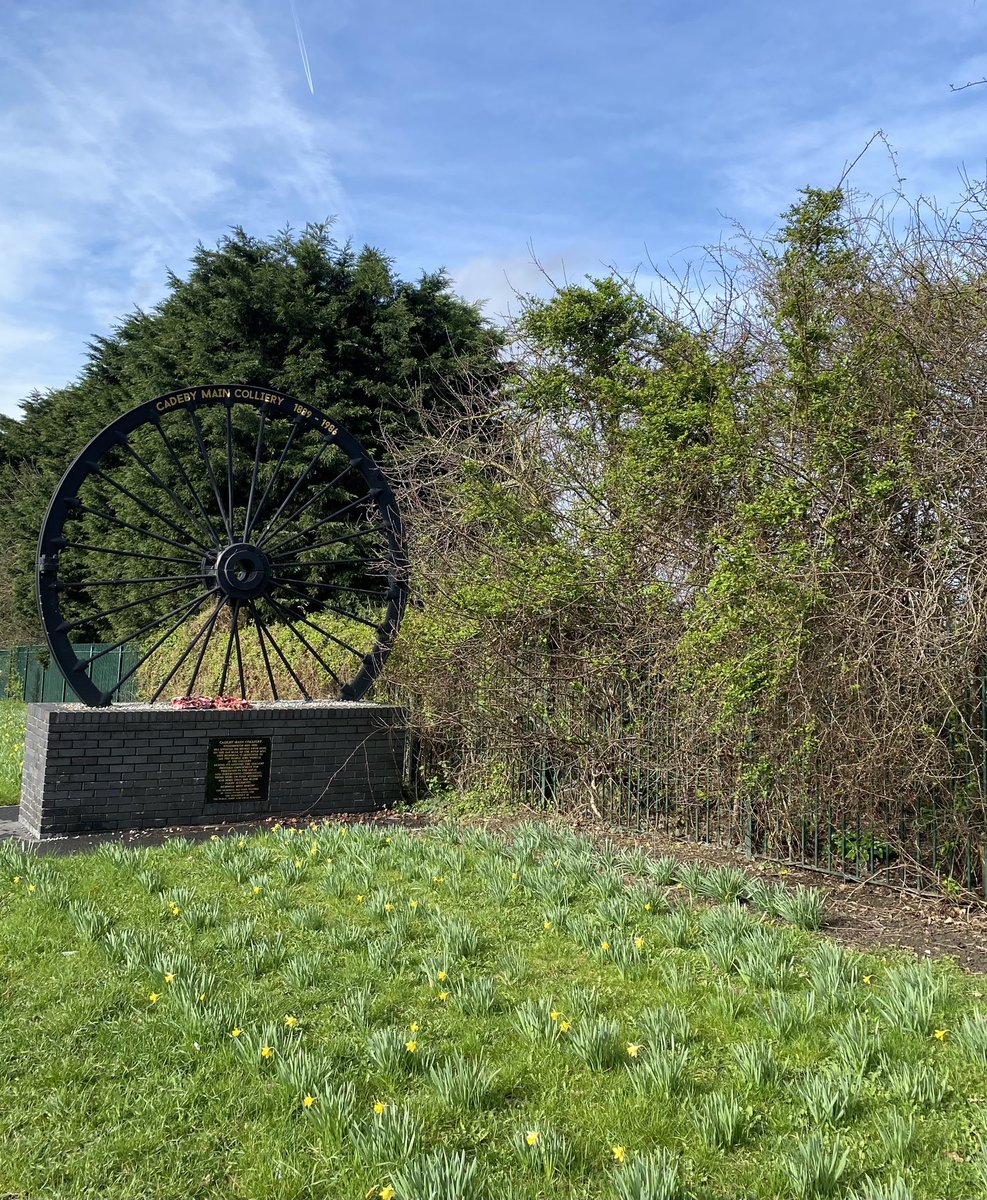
xmin=19 ymin=702 xmax=406 ymax=839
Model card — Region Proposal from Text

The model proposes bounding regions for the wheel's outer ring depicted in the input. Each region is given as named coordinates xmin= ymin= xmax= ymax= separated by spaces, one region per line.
xmin=36 ymin=384 xmax=408 ymax=706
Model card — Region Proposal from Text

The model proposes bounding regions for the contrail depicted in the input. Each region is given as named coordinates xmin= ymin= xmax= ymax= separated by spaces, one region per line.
xmin=289 ymin=0 xmax=315 ymax=94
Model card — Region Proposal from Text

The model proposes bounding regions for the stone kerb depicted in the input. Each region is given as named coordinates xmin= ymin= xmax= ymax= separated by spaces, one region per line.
xmin=19 ymin=701 xmax=406 ymax=840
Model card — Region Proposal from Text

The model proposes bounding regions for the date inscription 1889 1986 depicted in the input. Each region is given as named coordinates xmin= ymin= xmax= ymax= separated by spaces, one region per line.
xmin=206 ymin=737 xmax=272 ymax=804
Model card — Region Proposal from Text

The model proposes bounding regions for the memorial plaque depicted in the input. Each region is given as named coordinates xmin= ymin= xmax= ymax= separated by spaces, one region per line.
xmin=206 ymin=736 xmax=272 ymax=803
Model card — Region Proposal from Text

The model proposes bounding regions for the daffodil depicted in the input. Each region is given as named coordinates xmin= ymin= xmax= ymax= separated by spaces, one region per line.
xmin=550 ymin=1009 xmax=561 ymax=1021
xmin=437 ymin=970 xmax=448 ymax=982
xmin=644 ymin=902 xmax=653 ymax=911
xmin=384 ymin=902 xmax=394 ymax=913
xmin=164 ymin=973 xmax=175 ymax=984
xmin=863 ymin=975 xmax=873 ymax=985
xmin=525 ymin=1131 xmax=540 ymax=1146
xmin=12 ymin=876 xmax=20 ymax=884
xmin=600 ymin=939 xmax=611 ymax=951
xmin=438 ymin=991 xmax=449 ymax=1002
xmin=252 ymin=886 xmax=262 ymax=895
xmin=405 ymin=1039 xmax=417 ymax=1053
xmin=626 ymin=1043 xmax=642 ymax=1058
xmin=409 ymin=899 xmax=418 ymax=909
xmin=356 ymin=894 xmax=365 ymax=903
xmin=294 ymin=859 xmax=303 ymax=869
xmin=380 ymin=1187 xmax=396 ymax=1200
xmin=303 ymin=1094 xmax=316 ymax=1108
xmin=409 ymin=1022 xmax=420 ymax=1033
xmin=148 ymin=992 xmax=161 ymax=1004
xmin=284 ymin=1015 xmax=299 ymax=1028
xmin=934 ymin=1028 xmax=949 ymax=1040
xmin=26 ymin=884 xmax=36 ymax=894
xmin=560 ymin=1020 xmax=572 ymax=1032
xmin=612 ymin=1145 xmax=626 ymax=1163
xmin=373 ymin=1101 xmax=387 ymax=1115
xmin=634 ymin=937 xmax=645 ymax=949
xmin=543 ymin=920 xmax=552 ymax=930
xmin=230 ymin=1028 xmax=242 ymax=1038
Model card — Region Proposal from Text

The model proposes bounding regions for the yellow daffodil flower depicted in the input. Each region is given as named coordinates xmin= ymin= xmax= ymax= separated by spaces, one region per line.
xmin=409 ymin=1022 xmax=420 ymax=1033
xmin=560 ymin=1020 xmax=572 ymax=1032
xmin=626 ymin=1043 xmax=642 ymax=1058
xmin=612 ymin=1146 xmax=626 ymax=1163
xmin=437 ymin=971 xmax=448 ymax=982
xmin=438 ymin=991 xmax=449 ymax=1002
xmin=164 ymin=973 xmax=175 ymax=984
xmin=934 ymin=1028 xmax=948 ymax=1040
xmin=405 ymin=1040 xmax=417 ymax=1053
xmin=230 ymin=1028 xmax=242 ymax=1038
xmin=373 ymin=1101 xmax=387 ymax=1115
xmin=252 ymin=886 xmax=262 ymax=895
xmin=260 ymin=1045 xmax=273 ymax=1059
xmin=543 ymin=920 xmax=552 ymax=930
xmin=600 ymin=940 xmax=611 ymax=951
xmin=148 ymin=992 xmax=161 ymax=1004
xmin=303 ymin=1095 xmax=316 ymax=1108
xmin=863 ymin=975 xmax=873 ymax=985
xmin=27 ymin=884 xmax=36 ymax=893
xmin=634 ymin=937 xmax=645 ymax=949
xmin=284 ymin=1015 xmax=299 ymax=1028
xmin=525 ymin=1131 xmax=540 ymax=1146
xmin=380 ymin=1187 xmax=396 ymax=1200
xmin=550 ymin=1009 xmax=561 ymax=1021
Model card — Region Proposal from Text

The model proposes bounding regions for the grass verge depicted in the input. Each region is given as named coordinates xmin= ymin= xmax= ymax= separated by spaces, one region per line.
xmin=0 ymin=820 xmax=985 ymax=1199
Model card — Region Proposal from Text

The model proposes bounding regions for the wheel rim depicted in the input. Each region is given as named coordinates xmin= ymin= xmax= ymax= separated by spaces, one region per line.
xmin=37 ymin=384 xmax=407 ymax=706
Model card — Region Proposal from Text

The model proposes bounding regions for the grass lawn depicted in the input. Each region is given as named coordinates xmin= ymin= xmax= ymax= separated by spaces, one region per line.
xmin=0 ymin=699 xmax=25 ymax=803
xmin=0 ymin=820 xmax=985 ymax=1200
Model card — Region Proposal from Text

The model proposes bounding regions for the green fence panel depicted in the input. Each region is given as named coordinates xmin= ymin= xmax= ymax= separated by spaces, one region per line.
xmin=0 ymin=644 xmax=140 ymax=702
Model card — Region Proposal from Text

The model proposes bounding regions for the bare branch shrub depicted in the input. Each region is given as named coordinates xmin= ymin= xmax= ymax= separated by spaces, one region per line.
xmin=385 ymin=182 xmax=987 ymax=889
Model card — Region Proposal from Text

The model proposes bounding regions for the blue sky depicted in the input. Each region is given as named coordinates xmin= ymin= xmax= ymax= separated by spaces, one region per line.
xmin=1 ymin=0 xmax=986 ymax=416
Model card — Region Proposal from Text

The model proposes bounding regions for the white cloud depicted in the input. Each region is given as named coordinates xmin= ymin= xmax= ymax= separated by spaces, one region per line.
xmin=0 ymin=0 xmax=350 ymax=415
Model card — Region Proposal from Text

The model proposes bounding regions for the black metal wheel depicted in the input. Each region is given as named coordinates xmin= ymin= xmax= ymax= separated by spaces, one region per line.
xmin=37 ymin=385 xmax=407 ymax=706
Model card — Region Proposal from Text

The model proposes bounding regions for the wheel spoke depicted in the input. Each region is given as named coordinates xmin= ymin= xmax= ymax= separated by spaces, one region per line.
xmin=78 ymin=588 xmax=220 ymax=668
xmin=120 ymin=438 xmax=217 ymax=547
xmin=186 ymin=598 xmax=227 ymax=695
xmin=58 ymin=579 xmax=204 ymax=633
xmin=218 ymin=602 xmax=239 ymax=695
xmin=68 ymin=501 xmax=208 ymax=557
xmin=57 ymin=574 xmax=199 ymax=589
xmin=242 ymin=407 xmax=267 ymax=540
xmin=252 ymin=436 xmax=334 ymax=545
xmin=246 ymin=599 xmax=279 ymax=701
xmin=54 ymin=541 xmax=201 ymax=569
xmin=225 ymin=404 xmax=236 ymax=537
xmin=152 ymin=419 xmax=224 ymax=545
xmin=106 ymin=590 xmax=219 ymax=701
xmin=243 ymin=417 xmax=303 ymax=541
xmin=264 ymin=596 xmax=346 ymax=690
xmin=150 ymin=595 xmax=226 ymax=702
xmin=87 ymin=464 xmax=209 ymax=551
xmin=186 ymin=405 xmax=233 ymax=540
xmin=233 ymin=602 xmax=247 ymax=697
xmin=262 ymin=491 xmax=380 ymax=556
xmin=252 ymin=609 xmax=311 ymax=700
xmin=275 ymin=579 xmax=384 ymax=631
xmin=267 ymin=525 xmax=388 ymax=561
xmin=255 ymin=460 xmax=358 ymax=549
xmin=271 ymin=576 xmax=391 ymax=601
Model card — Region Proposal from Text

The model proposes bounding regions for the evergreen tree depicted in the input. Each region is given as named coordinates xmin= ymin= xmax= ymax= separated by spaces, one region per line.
xmin=0 ymin=224 xmax=501 ymax=643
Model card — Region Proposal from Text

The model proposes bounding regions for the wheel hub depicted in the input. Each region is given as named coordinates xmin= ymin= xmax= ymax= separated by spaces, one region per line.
xmin=207 ymin=542 xmax=273 ymax=600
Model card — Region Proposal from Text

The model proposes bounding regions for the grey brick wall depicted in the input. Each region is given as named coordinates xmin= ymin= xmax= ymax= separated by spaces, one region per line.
xmin=19 ymin=702 xmax=406 ymax=839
